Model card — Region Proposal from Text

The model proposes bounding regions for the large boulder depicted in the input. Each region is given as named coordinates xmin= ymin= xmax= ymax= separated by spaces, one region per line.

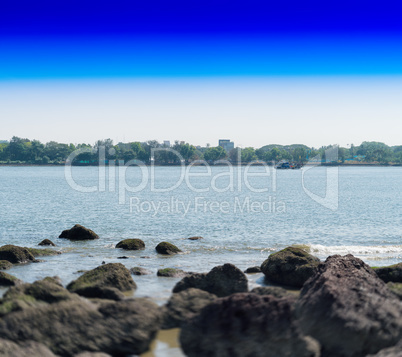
xmin=0 ymin=245 xmax=36 ymax=264
xmin=67 ymin=263 xmax=136 ymax=299
xmin=0 ymin=272 xmax=22 ymax=287
xmin=173 ymin=263 xmax=248 ymax=297
xmin=38 ymin=239 xmax=56 ymax=247
xmin=374 ymin=263 xmax=402 ymax=283
xmin=115 ymin=239 xmax=145 ymax=250
xmin=261 ymin=247 xmax=320 ymax=288
xmin=161 ymin=288 xmax=217 ymax=329
xmin=0 ymin=298 xmax=161 ymax=357
xmin=296 ymin=254 xmax=402 ymax=357
xmin=0 ymin=277 xmax=79 ymax=317
xmin=155 ymin=242 xmax=182 ymax=255
xmin=59 ymin=224 xmax=99 ymax=240
xmin=180 ymin=293 xmax=320 ymax=357
xmin=0 ymin=260 xmax=12 ymax=270
xmin=0 ymin=338 xmax=56 ymax=357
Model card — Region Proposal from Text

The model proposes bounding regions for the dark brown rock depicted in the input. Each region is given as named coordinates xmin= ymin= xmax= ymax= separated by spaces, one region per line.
xmin=261 ymin=246 xmax=320 ymax=288
xmin=244 ymin=266 xmax=261 ymax=273
xmin=115 ymin=239 xmax=145 ymax=250
xmin=296 ymin=254 xmax=402 ymax=357
xmin=0 ymin=338 xmax=56 ymax=357
xmin=0 ymin=245 xmax=36 ymax=264
xmin=366 ymin=340 xmax=402 ymax=357
xmin=155 ymin=242 xmax=182 ymax=255
xmin=59 ymin=224 xmax=99 ymax=240
xmin=173 ymin=263 xmax=248 ymax=297
xmin=157 ymin=268 xmax=187 ymax=277
xmin=250 ymin=286 xmax=295 ymax=299
xmin=130 ymin=267 xmax=152 ymax=275
xmin=0 ymin=272 xmax=22 ymax=287
xmin=180 ymin=293 xmax=320 ymax=357
xmin=188 ymin=236 xmax=203 ymax=240
xmin=0 ymin=298 xmax=161 ymax=357
xmin=161 ymin=288 xmax=217 ymax=329
xmin=0 ymin=260 xmax=12 ymax=270
xmin=38 ymin=239 xmax=56 ymax=247
xmin=374 ymin=263 xmax=402 ymax=283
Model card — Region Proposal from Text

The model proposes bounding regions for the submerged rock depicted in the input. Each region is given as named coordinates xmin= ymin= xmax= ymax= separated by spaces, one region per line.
xmin=374 ymin=263 xmax=402 ymax=283
xmin=38 ymin=239 xmax=56 ymax=247
xmin=0 ymin=245 xmax=36 ymax=264
xmin=180 ymin=293 xmax=320 ymax=357
xmin=0 ymin=260 xmax=12 ymax=270
xmin=67 ymin=263 xmax=136 ymax=299
xmin=0 ymin=298 xmax=161 ymax=357
xmin=157 ymin=268 xmax=187 ymax=277
xmin=26 ymin=248 xmax=61 ymax=257
xmin=115 ymin=238 xmax=145 ymax=250
xmin=296 ymin=254 xmax=402 ymax=357
xmin=261 ymin=246 xmax=320 ymax=288
xmin=0 ymin=338 xmax=56 ymax=357
xmin=155 ymin=242 xmax=182 ymax=255
xmin=173 ymin=263 xmax=248 ymax=297
xmin=244 ymin=266 xmax=261 ymax=274
xmin=130 ymin=267 xmax=152 ymax=275
xmin=0 ymin=272 xmax=22 ymax=287
xmin=161 ymin=288 xmax=217 ymax=329
xmin=188 ymin=236 xmax=203 ymax=240
xmin=59 ymin=224 xmax=99 ymax=240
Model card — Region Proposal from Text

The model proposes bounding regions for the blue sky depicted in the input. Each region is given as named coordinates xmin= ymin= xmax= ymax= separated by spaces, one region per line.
xmin=1 ymin=0 xmax=402 ymax=147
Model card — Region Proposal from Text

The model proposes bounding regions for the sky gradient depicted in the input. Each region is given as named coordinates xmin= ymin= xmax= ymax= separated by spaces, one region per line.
xmin=1 ymin=0 xmax=402 ymax=147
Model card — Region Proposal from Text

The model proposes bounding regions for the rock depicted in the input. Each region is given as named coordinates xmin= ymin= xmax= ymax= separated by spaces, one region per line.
xmin=59 ymin=224 xmax=99 ymax=240
xmin=161 ymin=288 xmax=217 ymax=329
xmin=261 ymin=246 xmax=320 ymax=288
xmin=67 ymin=263 xmax=136 ymax=299
xmin=173 ymin=263 xmax=248 ymax=297
xmin=0 ymin=338 xmax=57 ymax=357
xmin=0 ymin=277 xmax=79 ymax=316
xmin=0 ymin=272 xmax=22 ymax=287
xmin=366 ymin=340 xmax=402 ymax=357
xmin=0 ymin=245 xmax=36 ymax=264
xmin=38 ymin=239 xmax=56 ymax=247
xmin=157 ymin=268 xmax=187 ymax=277
xmin=188 ymin=236 xmax=203 ymax=240
xmin=388 ymin=282 xmax=402 ymax=300
xmin=250 ymin=286 xmax=295 ymax=299
xmin=296 ymin=254 xmax=402 ymax=357
xmin=130 ymin=267 xmax=152 ymax=275
xmin=180 ymin=293 xmax=320 ymax=357
xmin=374 ymin=263 xmax=402 ymax=283
xmin=0 ymin=260 xmax=12 ymax=270
xmin=0 ymin=298 xmax=161 ymax=357
xmin=115 ymin=238 xmax=145 ymax=250
xmin=117 ymin=256 xmax=129 ymax=259
xmin=244 ymin=266 xmax=261 ymax=273
xmin=26 ymin=248 xmax=61 ymax=257
xmin=155 ymin=242 xmax=182 ymax=255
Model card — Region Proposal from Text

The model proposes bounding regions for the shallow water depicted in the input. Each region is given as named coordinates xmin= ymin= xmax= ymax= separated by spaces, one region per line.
xmin=0 ymin=165 xmax=401 ymax=304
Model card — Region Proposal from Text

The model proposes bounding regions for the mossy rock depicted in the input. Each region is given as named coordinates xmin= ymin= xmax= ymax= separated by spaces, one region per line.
xmin=38 ymin=239 xmax=56 ymax=246
xmin=26 ymin=248 xmax=61 ymax=257
xmin=155 ymin=242 xmax=182 ymax=255
xmin=157 ymin=268 xmax=187 ymax=277
xmin=0 ymin=272 xmax=22 ymax=287
xmin=59 ymin=224 xmax=99 ymax=240
xmin=373 ymin=263 xmax=402 ymax=283
xmin=67 ymin=263 xmax=136 ymax=299
xmin=0 ymin=260 xmax=12 ymax=270
xmin=261 ymin=246 xmax=320 ymax=288
xmin=116 ymin=239 xmax=145 ymax=251
xmin=130 ymin=267 xmax=152 ymax=275
xmin=0 ymin=245 xmax=36 ymax=264
xmin=387 ymin=282 xmax=402 ymax=300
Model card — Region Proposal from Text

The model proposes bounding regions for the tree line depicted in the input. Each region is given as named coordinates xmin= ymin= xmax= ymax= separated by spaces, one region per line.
xmin=0 ymin=137 xmax=401 ymax=165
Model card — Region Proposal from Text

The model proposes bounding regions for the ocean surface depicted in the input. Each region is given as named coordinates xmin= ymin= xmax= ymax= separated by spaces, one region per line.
xmin=0 ymin=165 xmax=401 ymax=303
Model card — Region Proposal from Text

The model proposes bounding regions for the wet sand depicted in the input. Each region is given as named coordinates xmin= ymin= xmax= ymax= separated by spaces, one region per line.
xmin=141 ymin=328 xmax=184 ymax=357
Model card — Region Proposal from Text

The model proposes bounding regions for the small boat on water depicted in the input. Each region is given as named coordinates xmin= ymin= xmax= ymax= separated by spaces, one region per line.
xmin=276 ymin=161 xmax=303 ymax=169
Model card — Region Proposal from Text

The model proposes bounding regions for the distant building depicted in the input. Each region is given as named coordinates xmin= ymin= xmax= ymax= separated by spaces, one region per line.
xmin=163 ymin=141 xmax=171 ymax=147
xmin=219 ymin=139 xmax=234 ymax=152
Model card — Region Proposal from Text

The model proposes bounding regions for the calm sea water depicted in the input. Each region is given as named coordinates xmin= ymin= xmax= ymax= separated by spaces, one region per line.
xmin=0 ymin=165 xmax=401 ymax=305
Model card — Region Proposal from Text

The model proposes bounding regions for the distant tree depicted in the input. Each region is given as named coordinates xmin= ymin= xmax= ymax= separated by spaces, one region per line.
xmin=241 ymin=147 xmax=257 ymax=162
xmin=203 ymin=146 xmax=227 ymax=162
